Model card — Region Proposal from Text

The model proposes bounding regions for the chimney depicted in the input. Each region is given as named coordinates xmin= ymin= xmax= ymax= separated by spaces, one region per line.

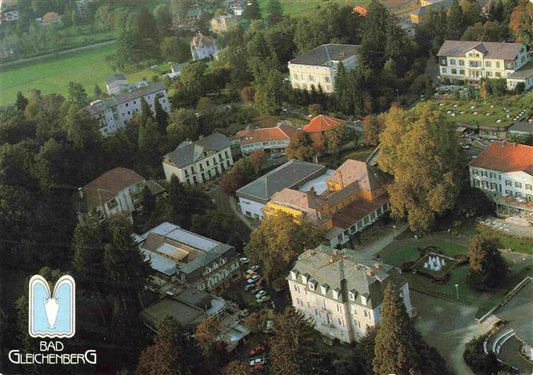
xmin=367 ymin=270 xmax=374 ymax=277
xmin=309 ymin=186 xmax=316 ymax=196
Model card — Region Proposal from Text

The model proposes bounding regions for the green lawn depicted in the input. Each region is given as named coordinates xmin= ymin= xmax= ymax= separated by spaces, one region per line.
xmin=319 ymin=146 xmax=375 ymax=168
xmin=258 ymin=0 xmax=371 ymax=18
xmin=0 ymin=45 xmax=171 ymax=106
xmin=436 ymin=92 xmax=533 ymax=128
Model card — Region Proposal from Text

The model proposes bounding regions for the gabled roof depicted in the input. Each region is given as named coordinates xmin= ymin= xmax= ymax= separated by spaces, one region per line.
xmin=191 ymin=32 xmax=216 ymax=49
xmin=508 ymin=122 xmax=533 ymax=134
xmin=269 ymin=188 xmax=326 ymax=224
xmin=469 ymin=142 xmax=533 ymax=175
xmin=164 ymin=132 xmax=231 ymax=169
xmin=81 ymin=167 xmax=145 ymax=210
xmin=236 ymin=160 xmax=327 ymax=203
xmin=411 ymin=0 xmax=453 ymax=16
xmin=303 ymin=115 xmax=346 ymax=133
xmin=105 ymin=74 xmax=126 ymax=84
xmin=437 ymin=40 xmax=524 ymax=60
xmin=239 ymin=123 xmax=300 ymax=145
xmin=507 ymin=60 xmax=533 ymax=80
xmin=327 ymin=159 xmax=388 ymax=191
xmin=289 ymin=44 xmax=359 ymax=67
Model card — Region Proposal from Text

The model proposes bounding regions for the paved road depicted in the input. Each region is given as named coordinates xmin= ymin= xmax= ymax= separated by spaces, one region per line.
xmin=1 ymin=40 xmax=116 ymax=68
xmin=412 ymin=290 xmax=491 ymax=375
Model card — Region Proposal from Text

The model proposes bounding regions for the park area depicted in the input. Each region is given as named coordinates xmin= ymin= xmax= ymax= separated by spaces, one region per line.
xmin=436 ymin=92 xmax=533 ymax=128
xmin=378 ymin=237 xmax=533 ymax=317
xmin=0 ymin=44 xmax=171 ymax=106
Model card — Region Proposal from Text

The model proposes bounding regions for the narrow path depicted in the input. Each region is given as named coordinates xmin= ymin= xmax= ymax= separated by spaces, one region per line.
xmin=348 ymin=222 xmax=409 ymax=258
xmin=228 ymin=195 xmax=255 ymax=231
xmin=1 ymin=40 xmax=116 ymax=69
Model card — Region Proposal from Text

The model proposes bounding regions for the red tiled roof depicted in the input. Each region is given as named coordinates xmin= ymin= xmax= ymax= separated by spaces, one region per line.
xmin=469 ymin=142 xmax=533 ymax=175
xmin=303 ymin=115 xmax=346 ymax=133
xmin=240 ymin=124 xmax=300 ymax=145
xmin=82 ymin=167 xmax=145 ymax=210
xmin=42 ymin=12 xmax=59 ymax=21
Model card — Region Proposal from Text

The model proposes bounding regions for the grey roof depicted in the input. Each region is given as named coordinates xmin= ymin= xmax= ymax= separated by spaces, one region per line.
xmin=437 ymin=40 xmax=524 ymax=60
xmin=140 ymin=298 xmax=206 ymax=328
xmin=236 ymin=159 xmax=327 ymax=203
xmin=290 ymin=245 xmax=406 ymax=308
xmin=290 ymin=44 xmax=359 ymax=67
xmin=164 ymin=132 xmax=231 ymax=169
xmin=85 ymin=82 xmax=166 ymax=116
xmin=507 ymin=60 xmax=533 ymax=80
xmin=105 ymin=74 xmax=126 ymax=84
xmin=508 ymin=121 xmax=533 ymax=134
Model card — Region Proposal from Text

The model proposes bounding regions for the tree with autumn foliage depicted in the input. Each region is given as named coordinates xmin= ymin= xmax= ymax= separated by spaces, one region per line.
xmin=244 ymin=212 xmax=326 ymax=283
xmin=286 ymin=131 xmax=316 ymax=161
xmin=222 ymin=361 xmax=249 ymax=375
xmin=195 ymin=318 xmax=227 ymax=367
xmin=249 ymin=149 xmax=266 ymax=173
xmin=467 ymin=234 xmax=508 ymax=290
xmin=378 ymin=103 xmax=462 ymax=233
xmin=220 ymin=169 xmax=245 ymax=195
xmin=509 ymin=0 xmax=533 ymax=48
xmin=363 ymin=114 xmax=385 ymax=146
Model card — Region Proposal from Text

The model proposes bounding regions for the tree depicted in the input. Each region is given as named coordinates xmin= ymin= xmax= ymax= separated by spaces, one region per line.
xmin=154 ymin=96 xmax=169 ymax=134
xmin=191 ymin=209 xmax=244 ymax=250
xmin=220 ymin=169 xmax=245 ymax=195
xmin=68 ymin=81 xmax=88 ymax=107
xmin=195 ymin=318 xmax=226 ymax=367
xmin=249 ymin=150 xmax=266 ymax=173
xmin=166 ymin=109 xmax=199 ymax=147
xmin=240 ymin=86 xmax=256 ymax=104
xmin=447 ymin=0 xmax=465 ymax=39
xmin=308 ymin=103 xmax=323 ymax=116
xmin=378 ymin=103 xmax=462 ymax=233
xmin=467 ymin=234 xmax=508 ymax=290
xmin=509 ymin=1 xmax=533 ymax=48
xmin=286 ymin=132 xmax=316 ymax=161
xmin=269 ymin=308 xmax=320 ymax=375
xmin=172 ymin=0 xmax=190 ymax=21
xmin=373 ymin=283 xmax=448 ymax=375
xmin=267 ymin=0 xmax=283 ymax=24
xmin=245 ymin=212 xmax=326 ymax=282
xmin=62 ymin=103 xmax=102 ymax=151
xmin=160 ymin=36 xmax=190 ymax=63
xmin=324 ymin=125 xmax=349 ymax=155
xmin=15 ymin=91 xmax=29 ymax=112
xmin=154 ymin=4 xmax=173 ymax=39
xmin=223 ymin=361 xmax=249 ymax=375
xmin=254 ymin=68 xmax=283 ymax=115
xmin=244 ymin=0 xmax=261 ymax=20
xmin=363 ymin=114 xmax=385 ymax=146
xmin=94 ymin=83 xmax=102 ymax=98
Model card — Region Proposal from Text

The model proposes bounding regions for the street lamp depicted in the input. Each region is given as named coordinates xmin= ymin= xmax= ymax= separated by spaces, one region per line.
xmin=455 ymin=284 xmax=459 ymax=301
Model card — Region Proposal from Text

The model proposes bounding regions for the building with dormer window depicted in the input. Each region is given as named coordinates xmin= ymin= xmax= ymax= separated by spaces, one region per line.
xmin=137 ymin=222 xmax=242 ymax=291
xmin=288 ymin=245 xmax=413 ymax=343
xmin=437 ymin=41 xmax=532 ymax=90
xmin=163 ymin=132 xmax=234 ymax=185
xmin=288 ymin=44 xmax=359 ymax=93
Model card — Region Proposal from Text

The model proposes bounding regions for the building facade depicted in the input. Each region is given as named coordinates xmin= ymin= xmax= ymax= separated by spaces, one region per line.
xmin=190 ymin=32 xmax=218 ymax=61
xmin=76 ymin=167 xmax=165 ymax=222
xmin=236 ymin=123 xmax=300 ymax=155
xmin=138 ymin=222 xmax=242 ymax=292
xmin=85 ymin=82 xmax=170 ymax=136
xmin=288 ymin=245 xmax=413 ymax=343
xmin=437 ymin=41 xmax=532 ymax=90
xmin=264 ymin=159 xmax=390 ymax=247
xmin=163 ymin=133 xmax=234 ymax=185
xmin=288 ymin=44 xmax=359 ymax=93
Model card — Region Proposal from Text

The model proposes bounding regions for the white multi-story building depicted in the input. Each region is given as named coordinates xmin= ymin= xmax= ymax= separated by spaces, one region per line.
xmin=288 ymin=44 xmax=359 ymax=93
xmin=236 ymin=123 xmax=300 ymax=155
xmin=85 ymin=82 xmax=171 ymax=136
xmin=137 ymin=222 xmax=242 ymax=292
xmin=190 ymin=32 xmax=218 ymax=61
xmin=288 ymin=245 xmax=413 ymax=343
xmin=76 ymin=167 xmax=165 ymax=222
xmin=163 ymin=132 xmax=234 ymax=185
xmin=0 ymin=7 xmax=18 ymax=24
xmin=437 ymin=41 xmax=532 ymax=90
xmin=469 ymin=142 xmax=533 ymax=220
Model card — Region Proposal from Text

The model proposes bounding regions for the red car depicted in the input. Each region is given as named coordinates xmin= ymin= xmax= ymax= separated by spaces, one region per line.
xmin=249 ymin=346 xmax=265 ymax=356
xmin=250 ymin=364 xmax=265 ymax=373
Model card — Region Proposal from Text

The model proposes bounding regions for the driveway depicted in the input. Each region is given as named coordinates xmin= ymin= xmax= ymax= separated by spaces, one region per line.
xmin=411 ymin=291 xmax=491 ymax=375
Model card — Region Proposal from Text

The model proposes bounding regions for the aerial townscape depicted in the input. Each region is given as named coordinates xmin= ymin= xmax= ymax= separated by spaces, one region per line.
xmin=0 ymin=0 xmax=532 ymax=374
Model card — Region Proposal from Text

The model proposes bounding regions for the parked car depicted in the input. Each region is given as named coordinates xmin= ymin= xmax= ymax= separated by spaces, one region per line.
xmin=246 ymin=272 xmax=257 ymax=279
xmin=255 ymin=290 xmax=267 ymax=298
xmin=250 ymin=364 xmax=265 ymax=373
xmin=257 ymin=295 xmax=271 ymax=303
xmin=247 ymin=274 xmax=260 ymax=284
xmin=244 ymin=284 xmax=255 ymax=292
xmin=249 ymin=357 xmax=267 ymax=366
xmin=240 ymin=257 xmax=249 ymax=264
xmin=249 ymin=346 xmax=266 ymax=356
xmin=249 ymin=265 xmax=260 ymax=272
xmin=250 ymin=286 xmax=260 ymax=294
xmin=263 ymin=320 xmax=273 ymax=333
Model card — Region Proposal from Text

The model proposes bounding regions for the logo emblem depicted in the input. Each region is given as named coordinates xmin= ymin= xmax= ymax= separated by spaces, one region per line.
xmin=28 ymin=275 xmax=75 ymax=338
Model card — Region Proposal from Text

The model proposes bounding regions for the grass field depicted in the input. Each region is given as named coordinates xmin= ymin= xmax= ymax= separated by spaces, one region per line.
xmin=258 ymin=0 xmax=371 ymax=18
xmin=437 ymin=92 xmax=533 ymax=128
xmin=0 ymin=45 xmax=172 ymax=106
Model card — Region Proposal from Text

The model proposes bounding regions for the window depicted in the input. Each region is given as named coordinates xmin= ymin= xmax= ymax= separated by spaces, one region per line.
xmin=490 ymin=172 xmax=496 ymax=179
xmin=487 ymin=72 xmax=492 ymax=77
xmin=515 ymin=182 xmax=522 ymax=189
xmin=505 ymin=190 xmax=513 ymax=196
xmin=473 ymin=179 xmax=480 ymax=187
xmin=495 ymin=72 xmax=501 ymax=77
xmin=460 ymin=69 xmax=465 ymax=75
xmin=505 ymin=180 xmax=512 ymax=186
xmin=293 ymin=74 xmax=298 ymax=80
xmin=308 ymin=75 xmax=313 ymax=81
xmin=314 ymin=309 xmax=318 ymax=316
xmin=452 ymin=69 xmax=457 ymax=75
xmin=337 ymin=318 xmax=343 ymax=326
xmin=442 ymin=67 xmax=447 ymax=74
xmin=450 ymin=59 xmax=456 ymax=65
xmin=485 ymin=61 xmax=491 ymax=67
xmin=473 ymin=169 xmax=479 ymax=175
xmin=495 ymin=61 xmax=500 ymax=68
xmin=364 ymin=310 xmax=368 ymax=317
xmin=325 ymin=76 xmax=330 ymax=83
xmin=459 ymin=59 xmax=464 ymax=66
xmin=526 ymin=184 xmax=532 ymax=191
xmin=308 ymin=282 xmax=315 ymax=291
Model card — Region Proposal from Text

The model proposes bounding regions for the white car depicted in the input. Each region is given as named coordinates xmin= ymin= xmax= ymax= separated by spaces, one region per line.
xmin=255 ymin=290 xmax=267 ymax=298
xmin=240 ymin=257 xmax=249 ymax=264
xmin=249 ymin=265 xmax=259 ymax=272
xmin=247 ymin=274 xmax=260 ymax=284
xmin=249 ymin=357 xmax=266 ymax=366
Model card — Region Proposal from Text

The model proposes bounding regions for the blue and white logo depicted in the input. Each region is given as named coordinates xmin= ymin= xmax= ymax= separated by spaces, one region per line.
xmin=28 ymin=275 xmax=75 ymax=338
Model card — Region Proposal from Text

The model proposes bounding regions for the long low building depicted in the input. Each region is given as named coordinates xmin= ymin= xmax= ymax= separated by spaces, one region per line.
xmin=85 ymin=82 xmax=171 ymax=136
xmin=236 ymin=159 xmax=328 ymax=219
xmin=137 ymin=222 xmax=242 ymax=292
xmin=236 ymin=123 xmax=300 ymax=156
